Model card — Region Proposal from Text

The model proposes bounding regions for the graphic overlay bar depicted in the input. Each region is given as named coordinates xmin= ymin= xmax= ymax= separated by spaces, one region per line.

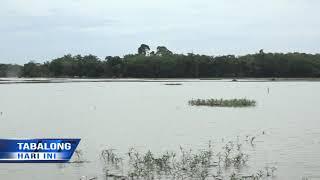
xmin=0 ymin=139 xmax=80 ymax=163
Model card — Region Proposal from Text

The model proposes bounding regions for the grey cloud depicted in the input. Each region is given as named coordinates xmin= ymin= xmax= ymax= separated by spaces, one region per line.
xmin=1 ymin=0 xmax=320 ymax=64
xmin=0 ymin=15 xmax=117 ymax=32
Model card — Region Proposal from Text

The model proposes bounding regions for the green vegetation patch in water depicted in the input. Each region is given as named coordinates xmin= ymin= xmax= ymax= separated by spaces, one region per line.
xmin=164 ymin=83 xmax=182 ymax=86
xmin=189 ymin=98 xmax=256 ymax=107
xmin=93 ymin=138 xmax=276 ymax=180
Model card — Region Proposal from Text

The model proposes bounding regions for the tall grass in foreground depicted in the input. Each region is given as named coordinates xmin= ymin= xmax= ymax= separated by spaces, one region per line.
xmin=189 ymin=98 xmax=256 ymax=107
xmin=97 ymin=139 xmax=275 ymax=180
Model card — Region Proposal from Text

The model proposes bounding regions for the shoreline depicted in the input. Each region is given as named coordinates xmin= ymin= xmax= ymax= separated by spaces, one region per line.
xmin=1 ymin=77 xmax=320 ymax=84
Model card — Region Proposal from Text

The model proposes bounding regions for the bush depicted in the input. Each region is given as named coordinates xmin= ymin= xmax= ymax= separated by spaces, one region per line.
xmin=189 ymin=98 xmax=256 ymax=107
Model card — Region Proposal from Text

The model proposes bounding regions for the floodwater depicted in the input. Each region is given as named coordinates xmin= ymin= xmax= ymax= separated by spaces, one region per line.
xmin=0 ymin=79 xmax=319 ymax=180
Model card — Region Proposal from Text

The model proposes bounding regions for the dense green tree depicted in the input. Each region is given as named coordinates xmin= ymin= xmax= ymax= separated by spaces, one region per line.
xmin=156 ymin=46 xmax=173 ymax=56
xmin=23 ymin=61 xmax=49 ymax=77
xmin=0 ymin=64 xmax=22 ymax=77
xmin=138 ymin=44 xmax=150 ymax=56
xmin=106 ymin=56 xmax=123 ymax=77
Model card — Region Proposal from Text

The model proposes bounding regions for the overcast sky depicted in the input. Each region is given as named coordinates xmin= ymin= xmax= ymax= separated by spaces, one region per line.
xmin=1 ymin=0 xmax=319 ymax=64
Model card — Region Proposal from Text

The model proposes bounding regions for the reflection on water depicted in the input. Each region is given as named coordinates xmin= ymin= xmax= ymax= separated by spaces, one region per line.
xmin=0 ymin=79 xmax=320 ymax=179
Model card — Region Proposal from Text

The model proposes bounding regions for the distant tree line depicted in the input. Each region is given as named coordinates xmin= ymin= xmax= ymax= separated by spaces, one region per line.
xmin=1 ymin=44 xmax=320 ymax=78
xmin=0 ymin=64 xmax=21 ymax=77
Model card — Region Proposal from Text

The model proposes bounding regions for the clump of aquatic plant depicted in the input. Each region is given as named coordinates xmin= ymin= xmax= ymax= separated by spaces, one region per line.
xmin=79 ymin=176 xmax=98 ymax=180
xmin=100 ymin=148 xmax=124 ymax=179
xmin=265 ymin=165 xmax=277 ymax=177
xmin=189 ymin=98 xmax=256 ymax=107
xmin=98 ymin=138 xmax=275 ymax=180
xmin=101 ymin=148 xmax=123 ymax=166
xmin=164 ymin=83 xmax=182 ymax=86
